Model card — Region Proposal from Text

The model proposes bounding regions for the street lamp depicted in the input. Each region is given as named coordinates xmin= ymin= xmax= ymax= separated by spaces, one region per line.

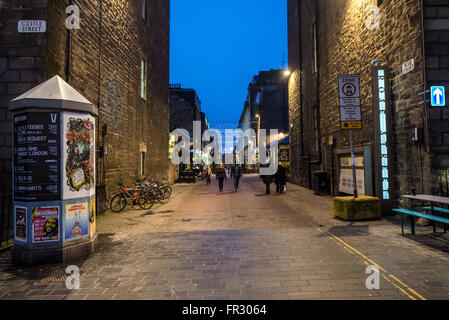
xmin=283 ymin=69 xmax=291 ymax=77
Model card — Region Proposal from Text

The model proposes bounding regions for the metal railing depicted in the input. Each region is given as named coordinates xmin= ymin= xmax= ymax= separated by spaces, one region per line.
xmin=0 ymin=192 xmax=13 ymax=250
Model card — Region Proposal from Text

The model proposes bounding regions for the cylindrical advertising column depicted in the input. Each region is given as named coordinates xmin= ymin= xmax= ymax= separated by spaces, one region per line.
xmin=8 ymin=75 xmax=98 ymax=266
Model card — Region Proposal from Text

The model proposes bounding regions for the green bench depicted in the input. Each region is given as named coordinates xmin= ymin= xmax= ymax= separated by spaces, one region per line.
xmin=392 ymin=208 xmax=449 ymax=236
xmin=423 ymin=207 xmax=449 ymax=233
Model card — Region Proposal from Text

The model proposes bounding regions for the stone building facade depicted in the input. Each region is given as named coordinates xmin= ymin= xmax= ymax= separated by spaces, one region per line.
xmin=0 ymin=1 xmax=170 ymax=205
xmin=288 ymin=0 xmax=449 ymax=211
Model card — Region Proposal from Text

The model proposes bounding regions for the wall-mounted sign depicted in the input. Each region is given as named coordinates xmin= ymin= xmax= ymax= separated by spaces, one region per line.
xmin=431 ymin=86 xmax=446 ymax=107
xmin=339 ymin=169 xmax=365 ymax=195
xmin=402 ymin=59 xmax=415 ymax=75
xmin=14 ymin=112 xmax=60 ymax=202
xmin=18 ymin=20 xmax=46 ymax=33
xmin=338 ymin=75 xmax=362 ymax=129
xmin=279 ymin=149 xmax=289 ymax=162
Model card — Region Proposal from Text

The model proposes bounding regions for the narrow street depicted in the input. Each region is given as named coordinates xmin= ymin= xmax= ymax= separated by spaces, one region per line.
xmin=1 ymin=175 xmax=449 ymax=300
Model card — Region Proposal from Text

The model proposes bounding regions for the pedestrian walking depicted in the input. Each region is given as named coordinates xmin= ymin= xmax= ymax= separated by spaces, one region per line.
xmin=216 ymin=164 xmax=227 ymax=192
xmin=233 ymin=163 xmax=243 ymax=192
xmin=274 ymin=164 xmax=286 ymax=193
xmin=206 ymin=166 xmax=212 ymax=185
xmin=260 ymin=164 xmax=273 ymax=194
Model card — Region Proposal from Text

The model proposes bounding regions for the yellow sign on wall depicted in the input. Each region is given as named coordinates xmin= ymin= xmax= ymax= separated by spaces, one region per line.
xmin=341 ymin=121 xmax=362 ymax=129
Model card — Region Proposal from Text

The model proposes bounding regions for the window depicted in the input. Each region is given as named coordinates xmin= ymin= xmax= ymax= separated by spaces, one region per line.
xmin=141 ymin=152 xmax=146 ymax=176
xmin=140 ymin=58 xmax=147 ymax=100
xmin=312 ymin=23 xmax=318 ymax=74
xmin=142 ymin=0 xmax=147 ymax=21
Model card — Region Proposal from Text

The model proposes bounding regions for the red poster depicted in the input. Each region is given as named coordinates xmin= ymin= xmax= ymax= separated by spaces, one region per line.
xmin=32 ymin=206 xmax=59 ymax=243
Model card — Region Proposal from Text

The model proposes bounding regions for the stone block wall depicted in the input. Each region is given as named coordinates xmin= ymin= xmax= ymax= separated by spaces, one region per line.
xmin=287 ymin=0 xmax=449 ymax=201
xmin=0 ymin=0 xmax=170 ymax=199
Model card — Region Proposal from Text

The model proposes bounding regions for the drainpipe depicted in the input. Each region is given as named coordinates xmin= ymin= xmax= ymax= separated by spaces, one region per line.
xmin=65 ymin=0 xmax=73 ymax=83
xmin=420 ymin=0 xmax=430 ymax=153
xmin=420 ymin=0 xmax=429 ymax=193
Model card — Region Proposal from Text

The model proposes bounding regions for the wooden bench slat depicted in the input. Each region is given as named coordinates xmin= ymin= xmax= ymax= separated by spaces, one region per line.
xmin=392 ymin=208 xmax=449 ymax=225
xmin=423 ymin=207 xmax=449 ymax=215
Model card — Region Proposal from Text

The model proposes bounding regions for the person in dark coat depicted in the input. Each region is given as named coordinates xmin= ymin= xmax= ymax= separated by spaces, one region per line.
xmin=274 ymin=164 xmax=286 ymax=193
xmin=216 ymin=164 xmax=227 ymax=192
xmin=233 ymin=164 xmax=243 ymax=192
xmin=260 ymin=164 xmax=273 ymax=194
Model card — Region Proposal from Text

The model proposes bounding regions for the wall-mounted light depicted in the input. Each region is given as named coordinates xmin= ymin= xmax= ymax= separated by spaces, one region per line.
xmin=283 ymin=69 xmax=291 ymax=77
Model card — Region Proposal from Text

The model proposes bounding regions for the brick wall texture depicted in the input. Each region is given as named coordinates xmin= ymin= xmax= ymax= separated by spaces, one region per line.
xmin=288 ymin=0 xmax=449 ymax=203
xmin=0 ymin=0 xmax=170 ymax=198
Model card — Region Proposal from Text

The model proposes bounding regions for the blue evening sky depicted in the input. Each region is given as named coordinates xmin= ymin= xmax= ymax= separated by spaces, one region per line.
xmin=170 ymin=0 xmax=288 ymax=129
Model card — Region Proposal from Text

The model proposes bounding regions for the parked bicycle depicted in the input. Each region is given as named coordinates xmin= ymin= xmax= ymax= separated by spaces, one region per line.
xmin=110 ymin=182 xmax=154 ymax=213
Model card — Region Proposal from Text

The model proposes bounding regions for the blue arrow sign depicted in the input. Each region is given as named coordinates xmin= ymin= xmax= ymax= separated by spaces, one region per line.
xmin=431 ymin=86 xmax=446 ymax=107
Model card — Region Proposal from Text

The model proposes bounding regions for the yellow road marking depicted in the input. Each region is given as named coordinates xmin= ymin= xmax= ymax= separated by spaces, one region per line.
xmin=317 ymin=228 xmax=426 ymax=300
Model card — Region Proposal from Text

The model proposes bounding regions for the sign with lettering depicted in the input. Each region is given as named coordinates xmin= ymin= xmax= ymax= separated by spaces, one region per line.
xmin=402 ymin=59 xmax=415 ymax=75
xmin=32 ymin=206 xmax=59 ymax=243
xmin=18 ymin=20 xmax=46 ymax=33
xmin=14 ymin=112 xmax=60 ymax=202
xmin=338 ymin=75 xmax=362 ymax=129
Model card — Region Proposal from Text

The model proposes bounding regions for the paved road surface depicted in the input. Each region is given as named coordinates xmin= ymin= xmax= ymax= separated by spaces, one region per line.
xmin=1 ymin=175 xmax=449 ymax=300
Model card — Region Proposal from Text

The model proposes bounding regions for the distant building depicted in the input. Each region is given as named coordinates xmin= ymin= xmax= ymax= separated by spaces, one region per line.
xmin=169 ymin=84 xmax=203 ymax=136
xmin=169 ymin=84 xmax=211 ymax=166
xmin=238 ymin=69 xmax=290 ymax=166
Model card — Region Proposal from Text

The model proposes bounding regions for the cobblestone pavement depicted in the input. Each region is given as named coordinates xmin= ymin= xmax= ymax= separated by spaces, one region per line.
xmin=1 ymin=175 xmax=449 ymax=300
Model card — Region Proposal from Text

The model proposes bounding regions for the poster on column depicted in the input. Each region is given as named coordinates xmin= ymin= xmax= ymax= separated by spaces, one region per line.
xmin=32 ymin=206 xmax=59 ymax=243
xmin=65 ymin=202 xmax=89 ymax=240
xmin=15 ymin=206 xmax=27 ymax=242
xmin=89 ymin=199 xmax=96 ymax=236
xmin=62 ymin=113 xmax=95 ymax=200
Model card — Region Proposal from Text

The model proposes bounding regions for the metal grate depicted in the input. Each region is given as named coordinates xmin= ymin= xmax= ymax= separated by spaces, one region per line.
xmin=35 ymin=265 xmax=97 ymax=285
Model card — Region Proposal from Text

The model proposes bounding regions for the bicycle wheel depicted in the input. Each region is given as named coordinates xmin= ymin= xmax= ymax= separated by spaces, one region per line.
xmin=110 ymin=193 xmax=127 ymax=213
xmin=163 ymin=185 xmax=172 ymax=198
xmin=139 ymin=192 xmax=154 ymax=210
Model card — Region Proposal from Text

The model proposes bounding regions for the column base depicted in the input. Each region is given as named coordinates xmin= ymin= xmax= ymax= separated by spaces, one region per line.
xmin=12 ymin=235 xmax=98 ymax=267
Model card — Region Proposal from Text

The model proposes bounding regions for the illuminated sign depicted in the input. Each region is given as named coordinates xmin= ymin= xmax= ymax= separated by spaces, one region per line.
xmin=377 ymin=69 xmax=389 ymax=200
xmin=431 ymin=86 xmax=446 ymax=107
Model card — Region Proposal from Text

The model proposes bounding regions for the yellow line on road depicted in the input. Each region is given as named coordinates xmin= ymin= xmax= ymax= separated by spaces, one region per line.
xmin=317 ymin=228 xmax=426 ymax=300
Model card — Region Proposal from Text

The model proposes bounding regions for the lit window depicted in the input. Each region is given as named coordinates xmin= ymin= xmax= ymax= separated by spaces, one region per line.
xmin=312 ymin=23 xmax=318 ymax=74
xmin=141 ymin=58 xmax=147 ymax=100
xmin=142 ymin=0 xmax=147 ymax=21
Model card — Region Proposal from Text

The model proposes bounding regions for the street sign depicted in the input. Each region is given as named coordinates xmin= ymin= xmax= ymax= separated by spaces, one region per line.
xmin=431 ymin=86 xmax=446 ymax=107
xmin=18 ymin=20 xmax=46 ymax=33
xmin=338 ymin=75 xmax=362 ymax=129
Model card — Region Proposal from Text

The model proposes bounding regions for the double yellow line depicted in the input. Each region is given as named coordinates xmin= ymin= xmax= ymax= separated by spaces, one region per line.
xmin=317 ymin=228 xmax=426 ymax=300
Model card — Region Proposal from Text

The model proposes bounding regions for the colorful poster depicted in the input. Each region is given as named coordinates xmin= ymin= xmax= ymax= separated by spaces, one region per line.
xmin=63 ymin=113 xmax=95 ymax=200
xmin=32 ymin=206 xmax=59 ymax=243
xmin=65 ymin=203 xmax=89 ymax=240
xmin=15 ymin=206 xmax=27 ymax=241
xmin=89 ymin=199 xmax=96 ymax=236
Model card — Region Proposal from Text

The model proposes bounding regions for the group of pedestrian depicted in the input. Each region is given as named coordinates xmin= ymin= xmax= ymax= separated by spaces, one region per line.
xmin=205 ymin=163 xmax=287 ymax=195
xmin=205 ymin=163 xmax=243 ymax=192
xmin=261 ymin=164 xmax=287 ymax=195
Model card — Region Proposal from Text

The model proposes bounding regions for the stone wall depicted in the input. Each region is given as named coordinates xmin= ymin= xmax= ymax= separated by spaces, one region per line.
xmin=0 ymin=0 xmax=48 ymax=192
xmin=0 ymin=0 xmax=170 ymax=199
xmin=288 ymin=0 xmax=449 ymax=202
